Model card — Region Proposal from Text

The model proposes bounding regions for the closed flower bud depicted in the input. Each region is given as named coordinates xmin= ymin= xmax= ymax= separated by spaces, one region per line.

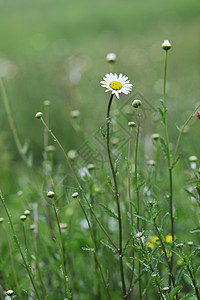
xmin=0 ymin=217 xmax=4 ymax=223
xmin=6 ymin=290 xmax=14 ymax=296
xmin=189 ymin=156 xmax=198 ymax=162
xmin=20 ymin=215 xmax=26 ymax=221
xmin=152 ymin=133 xmax=160 ymax=141
xmin=46 ymin=145 xmax=55 ymax=152
xmin=24 ymin=210 xmax=31 ymax=216
xmin=162 ymin=40 xmax=171 ymax=50
xmin=47 ymin=191 xmax=55 ymax=198
xmin=106 ymin=53 xmax=117 ymax=63
xmin=70 ymin=110 xmax=80 ymax=118
xmin=132 ymin=99 xmax=141 ymax=108
xmin=87 ymin=163 xmax=95 ymax=170
xmin=72 ymin=192 xmax=79 ymax=198
xmin=128 ymin=121 xmax=136 ymax=128
xmin=147 ymin=160 xmax=156 ymax=166
xmin=35 ymin=112 xmax=43 ymax=119
xmin=43 ymin=100 xmax=51 ymax=107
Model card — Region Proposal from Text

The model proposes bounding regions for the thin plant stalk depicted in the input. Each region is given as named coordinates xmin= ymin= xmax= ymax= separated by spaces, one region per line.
xmin=77 ymin=197 xmax=112 ymax=300
xmin=127 ymin=127 xmax=135 ymax=298
xmin=2 ymin=226 xmax=21 ymax=297
xmin=39 ymin=117 xmax=119 ymax=253
xmin=134 ymin=109 xmax=142 ymax=300
xmin=162 ymin=49 xmax=175 ymax=289
xmin=50 ymin=195 xmax=72 ymax=299
xmin=153 ymin=218 xmax=178 ymax=299
xmin=106 ymin=93 xmax=127 ymax=298
xmin=0 ymin=191 xmax=41 ymax=300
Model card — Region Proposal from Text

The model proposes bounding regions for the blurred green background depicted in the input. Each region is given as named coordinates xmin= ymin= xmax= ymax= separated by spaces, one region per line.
xmin=0 ymin=0 xmax=199 ymax=191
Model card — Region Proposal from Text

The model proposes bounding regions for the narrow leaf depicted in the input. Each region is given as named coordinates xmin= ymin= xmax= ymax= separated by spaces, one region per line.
xmin=99 ymin=203 xmax=118 ymax=219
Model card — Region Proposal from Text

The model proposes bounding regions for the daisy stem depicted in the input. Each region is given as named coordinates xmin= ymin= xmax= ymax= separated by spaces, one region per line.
xmin=106 ymin=93 xmax=127 ymax=299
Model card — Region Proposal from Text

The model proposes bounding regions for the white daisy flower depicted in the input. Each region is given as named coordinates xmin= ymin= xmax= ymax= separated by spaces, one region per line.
xmin=100 ymin=73 xmax=132 ymax=99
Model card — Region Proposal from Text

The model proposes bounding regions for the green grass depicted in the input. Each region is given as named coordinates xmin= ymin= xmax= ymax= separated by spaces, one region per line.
xmin=0 ymin=1 xmax=200 ymax=299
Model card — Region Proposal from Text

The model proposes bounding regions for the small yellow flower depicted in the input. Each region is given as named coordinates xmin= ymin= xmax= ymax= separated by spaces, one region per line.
xmin=177 ymin=259 xmax=183 ymax=266
xmin=150 ymin=235 xmax=159 ymax=244
xmin=146 ymin=242 xmax=154 ymax=249
xmin=166 ymin=235 xmax=173 ymax=243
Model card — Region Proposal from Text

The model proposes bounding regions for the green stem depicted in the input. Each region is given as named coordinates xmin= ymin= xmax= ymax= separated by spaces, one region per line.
xmin=0 ymin=191 xmax=41 ymax=300
xmin=39 ymin=117 xmax=119 ymax=253
xmin=134 ymin=110 xmax=142 ymax=300
xmin=162 ymin=49 xmax=175 ymax=291
xmin=3 ymin=226 xmax=21 ymax=297
xmin=50 ymin=195 xmax=72 ymax=299
xmin=106 ymin=93 xmax=127 ymax=299
xmin=127 ymin=128 xmax=135 ymax=298
xmin=78 ymin=198 xmax=112 ymax=300
xmin=153 ymin=219 xmax=178 ymax=299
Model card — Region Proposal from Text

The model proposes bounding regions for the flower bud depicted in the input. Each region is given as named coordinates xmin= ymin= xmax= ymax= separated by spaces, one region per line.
xmin=47 ymin=191 xmax=55 ymax=198
xmin=46 ymin=145 xmax=55 ymax=152
xmin=67 ymin=150 xmax=77 ymax=160
xmin=20 ymin=215 xmax=26 ymax=221
xmin=6 ymin=290 xmax=14 ymax=296
xmin=189 ymin=156 xmax=198 ymax=162
xmin=162 ymin=40 xmax=171 ymax=51
xmin=106 ymin=53 xmax=117 ymax=63
xmin=72 ymin=192 xmax=79 ymax=198
xmin=70 ymin=110 xmax=80 ymax=118
xmin=152 ymin=133 xmax=160 ymax=141
xmin=147 ymin=160 xmax=156 ymax=166
xmin=0 ymin=217 xmax=4 ymax=223
xmin=35 ymin=112 xmax=43 ymax=119
xmin=128 ymin=121 xmax=136 ymax=128
xmin=24 ymin=210 xmax=31 ymax=216
xmin=132 ymin=99 xmax=141 ymax=108
xmin=87 ymin=163 xmax=95 ymax=171
xmin=43 ymin=100 xmax=51 ymax=107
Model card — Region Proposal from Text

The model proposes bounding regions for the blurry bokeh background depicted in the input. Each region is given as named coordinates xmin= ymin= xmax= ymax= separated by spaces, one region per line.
xmin=0 ymin=0 xmax=199 ymax=191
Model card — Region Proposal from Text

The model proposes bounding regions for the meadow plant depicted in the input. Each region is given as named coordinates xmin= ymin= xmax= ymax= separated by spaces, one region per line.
xmin=0 ymin=40 xmax=200 ymax=299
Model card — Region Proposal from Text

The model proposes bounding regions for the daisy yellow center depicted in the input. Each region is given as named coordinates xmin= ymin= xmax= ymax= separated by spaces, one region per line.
xmin=110 ymin=81 xmax=122 ymax=90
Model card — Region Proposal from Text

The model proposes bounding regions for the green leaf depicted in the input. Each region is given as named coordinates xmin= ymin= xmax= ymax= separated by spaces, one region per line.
xmin=184 ymin=188 xmax=196 ymax=199
xmin=100 ymin=240 xmax=117 ymax=253
xmin=138 ymin=181 xmax=145 ymax=191
xmin=170 ymin=286 xmax=182 ymax=298
xmin=134 ymin=214 xmax=149 ymax=222
xmin=160 ymin=137 xmax=168 ymax=158
xmin=158 ymin=107 xmax=164 ymax=122
xmin=114 ymin=153 xmax=122 ymax=174
xmin=190 ymin=227 xmax=200 ymax=233
xmin=82 ymin=246 xmax=95 ymax=253
xmin=99 ymin=203 xmax=118 ymax=219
